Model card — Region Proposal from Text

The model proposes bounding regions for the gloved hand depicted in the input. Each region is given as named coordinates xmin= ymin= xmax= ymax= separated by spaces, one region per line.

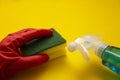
xmin=0 ymin=28 xmax=53 ymax=80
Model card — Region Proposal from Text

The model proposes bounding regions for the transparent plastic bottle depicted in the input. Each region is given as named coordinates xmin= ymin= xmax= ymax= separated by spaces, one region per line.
xmin=67 ymin=35 xmax=120 ymax=75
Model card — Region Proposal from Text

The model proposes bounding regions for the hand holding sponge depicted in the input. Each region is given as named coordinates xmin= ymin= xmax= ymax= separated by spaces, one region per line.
xmin=21 ymin=28 xmax=66 ymax=60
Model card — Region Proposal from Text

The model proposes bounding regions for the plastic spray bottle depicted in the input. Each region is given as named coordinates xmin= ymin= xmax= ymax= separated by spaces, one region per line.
xmin=67 ymin=35 xmax=120 ymax=75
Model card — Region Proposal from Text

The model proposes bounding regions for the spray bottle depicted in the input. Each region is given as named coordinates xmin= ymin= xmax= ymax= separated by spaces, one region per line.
xmin=67 ymin=35 xmax=120 ymax=75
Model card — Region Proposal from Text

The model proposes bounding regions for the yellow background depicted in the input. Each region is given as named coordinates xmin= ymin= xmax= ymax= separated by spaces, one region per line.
xmin=0 ymin=0 xmax=120 ymax=80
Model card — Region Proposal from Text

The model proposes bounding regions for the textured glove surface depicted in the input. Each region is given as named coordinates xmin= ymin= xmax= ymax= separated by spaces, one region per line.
xmin=0 ymin=28 xmax=53 ymax=80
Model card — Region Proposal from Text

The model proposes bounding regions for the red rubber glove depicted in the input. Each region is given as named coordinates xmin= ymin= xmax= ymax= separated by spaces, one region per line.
xmin=0 ymin=28 xmax=53 ymax=80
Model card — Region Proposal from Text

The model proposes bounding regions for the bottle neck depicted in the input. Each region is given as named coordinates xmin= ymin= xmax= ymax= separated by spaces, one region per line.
xmin=94 ymin=42 xmax=108 ymax=58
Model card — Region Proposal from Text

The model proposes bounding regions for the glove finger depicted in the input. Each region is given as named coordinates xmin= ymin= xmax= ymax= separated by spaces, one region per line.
xmin=8 ymin=28 xmax=36 ymax=35
xmin=5 ymin=54 xmax=49 ymax=77
xmin=0 ymin=28 xmax=53 ymax=52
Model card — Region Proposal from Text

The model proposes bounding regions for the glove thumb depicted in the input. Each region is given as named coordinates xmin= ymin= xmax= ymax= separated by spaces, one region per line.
xmin=6 ymin=54 xmax=49 ymax=77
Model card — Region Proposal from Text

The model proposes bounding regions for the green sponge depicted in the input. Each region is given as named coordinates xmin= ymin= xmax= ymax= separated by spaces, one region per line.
xmin=21 ymin=28 xmax=66 ymax=58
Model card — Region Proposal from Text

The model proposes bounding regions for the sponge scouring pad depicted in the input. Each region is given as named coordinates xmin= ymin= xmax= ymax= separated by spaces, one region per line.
xmin=20 ymin=28 xmax=66 ymax=59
